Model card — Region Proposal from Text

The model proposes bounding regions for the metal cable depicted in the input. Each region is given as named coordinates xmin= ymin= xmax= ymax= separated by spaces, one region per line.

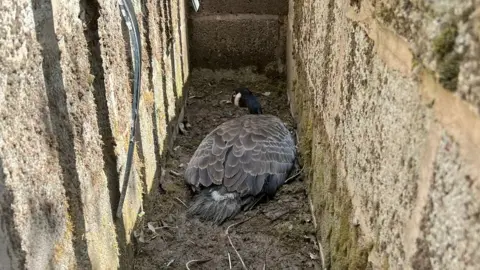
xmin=116 ymin=0 xmax=142 ymax=219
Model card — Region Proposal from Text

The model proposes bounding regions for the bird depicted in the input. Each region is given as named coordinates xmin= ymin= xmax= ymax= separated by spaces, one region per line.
xmin=183 ymin=87 xmax=297 ymax=224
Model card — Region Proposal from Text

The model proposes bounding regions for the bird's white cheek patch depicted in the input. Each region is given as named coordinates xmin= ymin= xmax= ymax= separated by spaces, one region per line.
xmin=234 ymin=93 xmax=242 ymax=107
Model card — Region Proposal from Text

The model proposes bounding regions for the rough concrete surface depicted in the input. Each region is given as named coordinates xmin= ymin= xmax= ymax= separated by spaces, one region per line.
xmin=1 ymin=0 xmax=77 ymax=268
xmin=0 ymin=0 xmax=188 ymax=268
xmin=194 ymin=0 xmax=288 ymax=15
xmin=288 ymin=0 xmax=480 ymax=269
xmin=3 ymin=0 xmax=479 ymax=268
xmin=190 ymin=15 xmax=284 ymax=70
xmin=188 ymin=0 xmax=288 ymax=71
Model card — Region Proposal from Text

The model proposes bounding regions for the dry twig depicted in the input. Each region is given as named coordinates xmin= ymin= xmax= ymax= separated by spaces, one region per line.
xmin=228 ymin=252 xmax=232 ymax=269
xmin=268 ymin=209 xmax=292 ymax=223
xmin=185 ymin=258 xmax=211 ymax=270
xmin=318 ymin=240 xmax=326 ymax=270
xmin=285 ymin=167 xmax=304 ymax=184
xmin=175 ymin=197 xmax=188 ymax=208
xmin=225 ymin=217 xmax=253 ymax=270
xmin=166 ymin=259 xmax=174 ymax=267
xmin=308 ymin=198 xmax=326 ymax=270
xmin=169 ymin=170 xmax=181 ymax=177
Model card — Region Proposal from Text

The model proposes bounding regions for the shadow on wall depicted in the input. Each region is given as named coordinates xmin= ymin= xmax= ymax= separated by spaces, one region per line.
xmin=32 ymin=0 xmax=91 ymax=268
xmin=78 ymin=0 xmax=190 ymax=266
xmin=79 ymin=0 xmax=121 ymax=218
xmin=0 ymin=158 xmax=25 ymax=269
xmin=78 ymin=0 xmax=131 ymax=267
xmin=28 ymin=0 xmax=188 ymax=267
xmin=148 ymin=0 xmax=189 ymax=196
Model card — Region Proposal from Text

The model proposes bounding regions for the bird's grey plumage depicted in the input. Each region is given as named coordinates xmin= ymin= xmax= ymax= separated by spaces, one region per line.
xmin=184 ymin=114 xmax=296 ymax=224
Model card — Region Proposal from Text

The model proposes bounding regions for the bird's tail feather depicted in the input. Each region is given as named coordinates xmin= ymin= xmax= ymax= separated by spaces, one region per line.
xmin=186 ymin=186 xmax=242 ymax=224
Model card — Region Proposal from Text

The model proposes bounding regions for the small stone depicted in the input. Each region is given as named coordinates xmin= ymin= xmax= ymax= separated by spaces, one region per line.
xmin=309 ymin=252 xmax=319 ymax=260
xmin=147 ymin=222 xmax=158 ymax=234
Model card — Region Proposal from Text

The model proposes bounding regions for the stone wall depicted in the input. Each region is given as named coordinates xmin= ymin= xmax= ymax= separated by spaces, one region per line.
xmin=189 ymin=0 xmax=288 ymax=73
xmin=0 ymin=0 xmax=189 ymax=268
xmin=287 ymin=0 xmax=480 ymax=269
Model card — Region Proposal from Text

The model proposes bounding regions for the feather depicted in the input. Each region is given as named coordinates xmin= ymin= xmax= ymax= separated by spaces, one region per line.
xmin=198 ymin=168 xmax=210 ymax=186
xmin=185 ymin=114 xmax=296 ymax=198
xmin=224 ymin=163 xmax=240 ymax=178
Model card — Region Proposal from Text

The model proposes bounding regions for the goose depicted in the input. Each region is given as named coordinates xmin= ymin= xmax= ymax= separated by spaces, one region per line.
xmin=184 ymin=87 xmax=296 ymax=224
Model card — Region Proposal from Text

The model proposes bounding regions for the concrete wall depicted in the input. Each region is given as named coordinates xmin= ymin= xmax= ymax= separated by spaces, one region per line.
xmin=288 ymin=0 xmax=480 ymax=269
xmin=0 ymin=0 xmax=189 ymax=268
xmin=189 ymin=0 xmax=288 ymax=73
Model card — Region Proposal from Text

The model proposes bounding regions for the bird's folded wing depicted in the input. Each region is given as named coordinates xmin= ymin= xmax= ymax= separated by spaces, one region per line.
xmin=184 ymin=115 xmax=296 ymax=196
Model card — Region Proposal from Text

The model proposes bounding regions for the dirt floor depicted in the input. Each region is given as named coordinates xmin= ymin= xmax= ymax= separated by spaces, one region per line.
xmin=133 ymin=68 xmax=321 ymax=269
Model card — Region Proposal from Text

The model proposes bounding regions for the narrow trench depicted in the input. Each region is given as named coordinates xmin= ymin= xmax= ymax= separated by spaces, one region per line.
xmin=133 ymin=69 xmax=319 ymax=269
xmin=108 ymin=0 xmax=319 ymax=269
xmin=9 ymin=0 xmax=478 ymax=269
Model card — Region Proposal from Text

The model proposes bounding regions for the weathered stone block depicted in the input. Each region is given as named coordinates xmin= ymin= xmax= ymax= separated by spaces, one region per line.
xmin=0 ymin=0 xmax=189 ymax=268
xmin=190 ymin=15 xmax=284 ymax=70
xmin=0 ymin=1 xmax=78 ymax=268
xmin=289 ymin=0 xmax=480 ymax=269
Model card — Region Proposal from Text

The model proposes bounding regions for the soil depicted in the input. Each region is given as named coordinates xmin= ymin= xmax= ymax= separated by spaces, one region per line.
xmin=133 ymin=68 xmax=320 ymax=269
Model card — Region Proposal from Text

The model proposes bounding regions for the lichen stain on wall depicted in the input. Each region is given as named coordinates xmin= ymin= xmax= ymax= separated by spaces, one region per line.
xmin=288 ymin=0 xmax=480 ymax=269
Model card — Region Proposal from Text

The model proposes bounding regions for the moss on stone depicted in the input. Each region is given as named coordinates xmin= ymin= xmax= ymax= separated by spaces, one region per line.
xmin=411 ymin=54 xmax=422 ymax=69
xmin=438 ymin=51 xmax=462 ymax=92
xmin=431 ymin=23 xmax=463 ymax=91
xmin=375 ymin=2 xmax=422 ymax=40
xmin=292 ymin=0 xmax=305 ymax=43
xmin=432 ymin=25 xmax=458 ymax=60
xmin=321 ymin=170 xmax=371 ymax=270
xmin=294 ymin=61 xmax=314 ymax=174
xmin=376 ymin=6 xmax=395 ymax=25
xmin=143 ymin=90 xmax=155 ymax=109
xmin=292 ymin=61 xmax=372 ymax=270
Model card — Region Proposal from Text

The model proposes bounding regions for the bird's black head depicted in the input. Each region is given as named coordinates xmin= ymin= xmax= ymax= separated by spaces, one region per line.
xmin=231 ymin=87 xmax=263 ymax=114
